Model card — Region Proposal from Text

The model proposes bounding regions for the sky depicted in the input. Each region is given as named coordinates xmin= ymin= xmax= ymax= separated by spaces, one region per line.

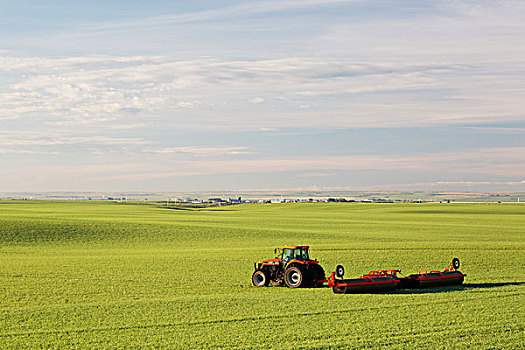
xmin=0 ymin=0 xmax=524 ymax=192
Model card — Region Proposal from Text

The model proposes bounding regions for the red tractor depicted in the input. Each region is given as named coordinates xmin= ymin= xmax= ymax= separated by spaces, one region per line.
xmin=251 ymin=245 xmax=326 ymax=288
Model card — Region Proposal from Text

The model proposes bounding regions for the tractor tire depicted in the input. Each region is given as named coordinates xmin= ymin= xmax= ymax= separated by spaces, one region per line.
xmin=452 ymin=258 xmax=460 ymax=270
xmin=335 ymin=265 xmax=345 ymax=278
xmin=332 ymin=285 xmax=347 ymax=294
xmin=284 ymin=266 xmax=304 ymax=288
xmin=252 ymin=270 xmax=269 ymax=287
xmin=310 ymin=264 xmax=326 ymax=287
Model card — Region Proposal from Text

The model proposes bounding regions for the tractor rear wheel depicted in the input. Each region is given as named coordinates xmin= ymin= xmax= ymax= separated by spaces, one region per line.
xmin=310 ymin=264 xmax=326 ymax=287
xmin=284 ymin=267 xmax=304 ymax=288
xmin=252 ymin=270 xmax=269 ymax=287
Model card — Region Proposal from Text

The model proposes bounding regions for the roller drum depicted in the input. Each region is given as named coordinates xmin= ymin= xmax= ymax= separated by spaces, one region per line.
xmin=405 ymin=270 xmax=465 ymax=288
xmin=333 ymin=276 xmax=399 ymax=294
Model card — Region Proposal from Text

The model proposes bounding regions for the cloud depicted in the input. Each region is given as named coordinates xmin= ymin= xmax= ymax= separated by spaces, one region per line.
xmin=0 ymin=131 xmax=148 ymax=155
xmin=465 ymin=126 xmax=525 ymax=134
xmin=176 ymin=100 xmax=198 ymax=108
xmin=72 ymin=146 xmax=524 ymax=181
xmin=147 ymin=146 xmax=252 ymax=156
xmin=4 ymin=54 xmax=522 ymax=130
xmin=366 ymin=180 xmax=525 ymax=192
xmin=84 ymin=0 xmax=356 ymax=31
xmin=0 ymin=148 xmax=59 ymax=155
xmin=434 ymin=181 xmax=525 ymax=185
xmin=248 ymin=97 xmax=265 ymax=104
xmin=0 ymin=137 xmax=522 ymax=190
xmin=0 ymin=55 xmax=163 ymax=72
xmin=0 ymin=132 xmax=146 ymax=147
xmin=296 ymin=172 xmax=335 ymax=178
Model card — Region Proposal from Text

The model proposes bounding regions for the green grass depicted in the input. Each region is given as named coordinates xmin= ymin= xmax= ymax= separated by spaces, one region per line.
xmin=0 ymin=201 xmax=524 ymax=349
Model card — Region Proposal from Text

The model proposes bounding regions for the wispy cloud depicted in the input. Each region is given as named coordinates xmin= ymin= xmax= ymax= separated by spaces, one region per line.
xmin=61 ymin=146 xmax=523 ymax=182
xmin=0 ymin=55 xmax=163 ymax=72
xmin=248 ymin=97 xmax=265 ymax=104
xmin=0 ymin=132 xmax=146 ymax=147
xmin=0 ymin=131 xmax=147 ymax=155
xmin=465 ymin=126 xmax=525 ymax=134
xmin=147 ymin=146 xmax=252 ymax=156
xmin=434 ymin=181 xmax=525 ymax=185
xmin=3 ymin=55 xmax=521 ymax=129
xmin=366 ymin=180 xmax=525 ymax=192
xmin=296 ymin=172 xmax=335 ymax=178
xmin=85 ymin=0 xmax=355 ymax=31
xmin=0 ymin=148 xmax=59 ymax=155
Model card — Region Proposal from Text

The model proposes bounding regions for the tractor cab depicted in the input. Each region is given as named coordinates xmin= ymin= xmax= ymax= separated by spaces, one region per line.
xmin=281 ymin=245 xmax=309 ymax=260
xmin=277 ymin=245 xmax=311 ymax=267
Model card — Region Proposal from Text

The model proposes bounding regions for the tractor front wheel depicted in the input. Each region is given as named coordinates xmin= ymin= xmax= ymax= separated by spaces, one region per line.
xmin=284 ymin=267 xmax=304 ymax=288
xmin=252 ymin=270 xmax=269 ymax=287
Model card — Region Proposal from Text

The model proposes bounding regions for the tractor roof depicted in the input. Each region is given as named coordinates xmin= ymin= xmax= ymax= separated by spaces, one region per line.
xmin=282 ymin=245 xmax=309 ymax=249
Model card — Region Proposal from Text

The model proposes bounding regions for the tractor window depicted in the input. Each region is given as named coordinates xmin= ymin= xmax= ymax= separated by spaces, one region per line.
xmin=282 ymin=249 xmax=293 ymax=260
xmin=294 ymin=248 xmax=309 ymax=261
xmin=303 ymin=248 xmax=310 ymax=260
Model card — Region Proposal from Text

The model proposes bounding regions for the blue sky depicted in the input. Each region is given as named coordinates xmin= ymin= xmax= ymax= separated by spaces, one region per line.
xmin=0 ymin=0 xmax=524 ymax=192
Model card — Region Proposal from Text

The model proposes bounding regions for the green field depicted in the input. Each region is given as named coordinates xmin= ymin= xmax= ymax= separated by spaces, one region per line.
xmin=1 ymin=201 xmax=524 ymax=349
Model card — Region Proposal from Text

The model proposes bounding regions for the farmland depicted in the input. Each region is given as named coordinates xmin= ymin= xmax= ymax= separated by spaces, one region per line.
xmin=0 ymin=201 xmax=524 ymax=349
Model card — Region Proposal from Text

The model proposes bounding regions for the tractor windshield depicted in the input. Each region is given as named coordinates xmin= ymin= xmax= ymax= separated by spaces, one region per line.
xmin=282 ymin=249 xmax=293 ymax=260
